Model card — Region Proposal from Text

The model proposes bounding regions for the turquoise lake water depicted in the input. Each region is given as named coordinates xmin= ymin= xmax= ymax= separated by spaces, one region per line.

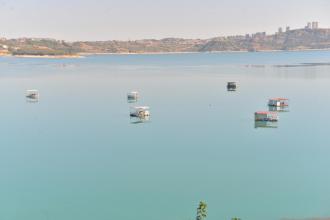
xmin=0 ymin=51 xmax=330 ymax=220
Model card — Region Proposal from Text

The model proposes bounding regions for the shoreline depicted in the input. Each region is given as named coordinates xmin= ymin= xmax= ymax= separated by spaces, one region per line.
xmin=0 ymin=48 xmax=329 ymax=59
xmin=13 ymin=54 xmax=83 ymax=59
xmin=79 ymin=48 xmax=330 ymax=56
xmin=0 ymin=54 xmax=83 ymax=59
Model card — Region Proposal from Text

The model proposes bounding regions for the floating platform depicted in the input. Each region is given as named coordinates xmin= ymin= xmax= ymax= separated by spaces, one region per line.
xmin=227 ymin=82 xmax=237 ymax=91
xmin=130 ymin=106 xmax=150 ymax=118
xmin=255 ymin=111 xmax=278 ymax=122
xmin=268 ymin=98 xmax=289 ymax=107
xmin=26 ymin=89 xmax=39 ymax=100
xmin=127 ymin=91 xmax=139 ymax=102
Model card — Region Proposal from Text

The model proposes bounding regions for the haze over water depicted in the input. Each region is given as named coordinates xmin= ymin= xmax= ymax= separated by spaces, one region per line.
xmin=0 ymin=51 xmax=330 ymax=220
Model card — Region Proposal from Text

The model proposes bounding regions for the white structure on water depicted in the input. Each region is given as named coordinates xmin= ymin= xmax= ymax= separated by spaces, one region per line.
xmin=127 ymin=91 xmax=139 ymax=101
xmin=26 ymin=89 xmax=39 ymax=99
xmin=255 ymin=111 xmax=278 ymax=122
xmin=130 ymin=106 xmax=150 ymax=118
xmin=268 ymin=98 xmax=289 ymax=107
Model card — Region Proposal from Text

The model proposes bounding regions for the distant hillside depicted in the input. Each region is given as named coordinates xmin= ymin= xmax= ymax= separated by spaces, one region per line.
xmin=1 ymin=28 xmax=330 ymax=56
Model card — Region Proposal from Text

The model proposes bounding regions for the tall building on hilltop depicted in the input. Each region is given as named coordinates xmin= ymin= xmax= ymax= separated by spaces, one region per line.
xmin=286 ymin=26 xmax=290 ymax=32
xmin=312 ymin=22 xmax=319 ymax=29
xmin=305 ymin=21 xmax=319 ymax=29
xmin=278 ymin=27 xmax=283 ymax=33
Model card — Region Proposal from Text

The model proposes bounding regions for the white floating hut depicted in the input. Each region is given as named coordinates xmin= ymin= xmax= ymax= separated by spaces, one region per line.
xmin=268 ymin=98 xmax=289 ymax=107
xmin=255 ymin=111 xmax=278 ymax=122
xmin=26 ymin=89 xmax=39 ymax=99
xmin=130 ymin=106 xmax=150 ymax=118
xmin=127 ymin=91 xmax=139 ymax=101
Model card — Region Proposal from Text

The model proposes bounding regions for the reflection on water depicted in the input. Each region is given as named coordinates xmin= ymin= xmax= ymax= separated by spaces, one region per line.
xmin=130 ymin=115 xmax=150 ymax=124
xmin=26 ymin=97 xmax=39 ymax=103
xmin=127 ymin=99 xmax=138 ymax=104
xmin=254 ymin=121 xmax=278 ymax=129
xmin=245 ymin=64 xmax=266 ymax=68
xmin=274 ymin=62 xmax=330 ymax=68
xmin=227 ymin=87 xmax=236 ymax=92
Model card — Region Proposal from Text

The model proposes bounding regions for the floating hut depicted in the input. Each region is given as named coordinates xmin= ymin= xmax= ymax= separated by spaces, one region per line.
xmin=255 ymin=111 xmax=278 ymax=122
xmin=268 ymin=98 xmax=289 ymax=107
xmin=130 ymin=106 xmax=150 ymax=118
xmin=268 ymin=105 xmax=289 ymax=112
xmin=127 ymin=91 xmax=139 ymax=101
xmin=227 ymin=82 xmax=237 ymax=91
xmin=26 ymin=89 xmax=39 ymax=99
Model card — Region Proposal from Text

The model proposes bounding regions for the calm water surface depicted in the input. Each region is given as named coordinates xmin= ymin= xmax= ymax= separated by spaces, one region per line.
xmin=0 ymin=51 xmax=330 ymax=220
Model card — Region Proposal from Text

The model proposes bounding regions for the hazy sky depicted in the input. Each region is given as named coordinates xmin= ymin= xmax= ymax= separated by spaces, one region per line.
xmin=0 ymin=0 xmax=329 ymax=41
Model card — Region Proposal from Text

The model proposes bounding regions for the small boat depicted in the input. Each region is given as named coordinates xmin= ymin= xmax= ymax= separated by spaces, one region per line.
xmin=268 ymin=98 xmax=289 ymax=107
xmin=255 ymin=111 xmax=278 ymax=122
xmin=227 ymin=82 xmax=237 ymax=91
xmin=26 ymin=89 xmax=39 ymax=99
xmin=127 ymin=91 xmax=139 ymax=101
xmin=130 ymin=106 xmax=150 ymax=118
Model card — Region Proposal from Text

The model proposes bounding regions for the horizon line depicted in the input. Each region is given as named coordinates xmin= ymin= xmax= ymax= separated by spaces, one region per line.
xmin=1 ymin=24 xmax=327 ymax=43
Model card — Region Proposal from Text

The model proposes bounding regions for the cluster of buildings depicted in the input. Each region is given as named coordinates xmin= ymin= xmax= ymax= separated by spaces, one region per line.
xmin=276 ymin=21 xmax=319 ymax=35
xmin=305 ymin=21 xmax=319 ymax=29
xmin=242 ymin=21 xmax=322 ymax=40
xmin=244 ymin=32 xmax=267 ymax=40
xmin=239 ymin=21 xmax=323 ymax=43
xmin=277 ymin=26 xmax=290 ymax=34
xmin=245 ymin=21 xmax=321 ymax=39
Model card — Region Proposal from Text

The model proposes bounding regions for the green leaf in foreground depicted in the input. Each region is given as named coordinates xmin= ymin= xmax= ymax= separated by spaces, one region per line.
xmin=196 ymin=201 xmax=207 ymax=220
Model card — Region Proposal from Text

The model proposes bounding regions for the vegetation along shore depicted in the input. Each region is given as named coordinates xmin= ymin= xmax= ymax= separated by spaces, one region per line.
xmin=1 ymin=26 xmax=330 ymax=57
